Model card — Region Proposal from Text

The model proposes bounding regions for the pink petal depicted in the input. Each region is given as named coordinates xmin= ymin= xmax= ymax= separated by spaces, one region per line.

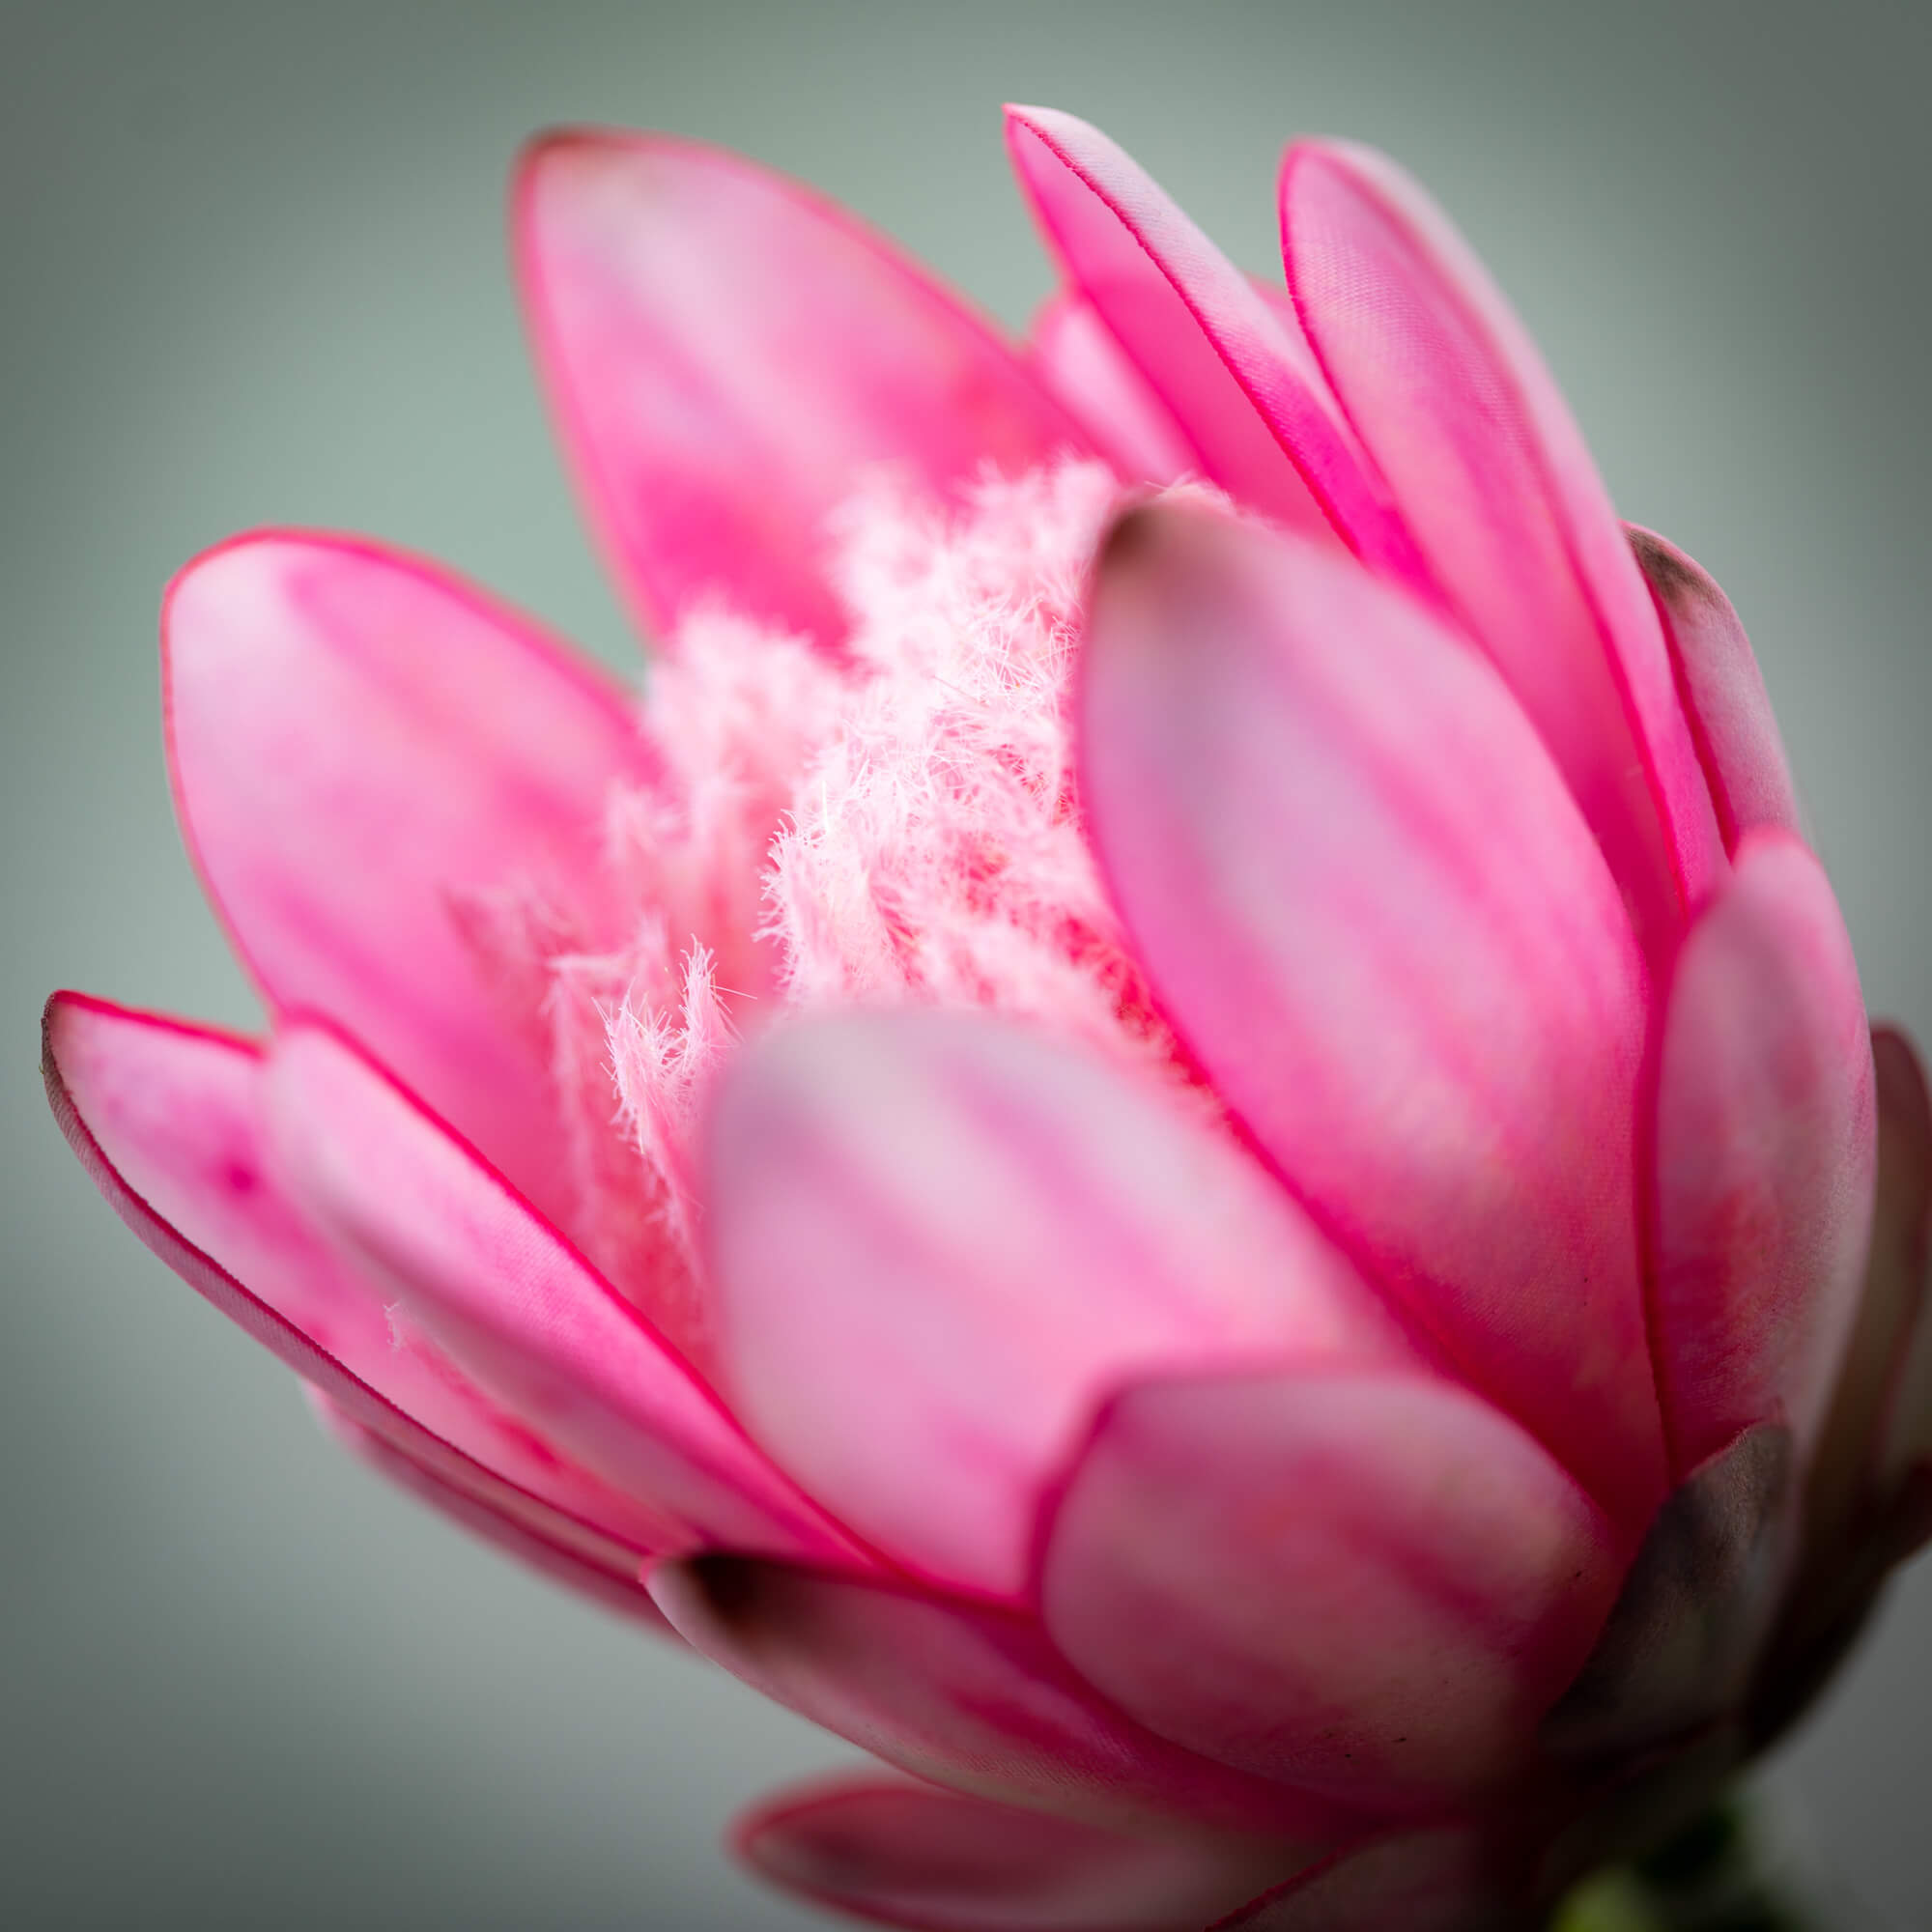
xmin=164 ymin=530 xmax=649 ymax=1229
xmin=1540 ymin=1424 xmax=1793 ymax=1763
xmin=1041 ymin=1369 xmax=1619 ymax=1809
xmin=1211 ymin=1831 xmax=1497 ymax=1932
xmin=1651 ymin=829 xmax=1877 ymax=1476
xmin=42 ymin=991 xmax=673 ymax=1568
xmin=515 ymin=128 xmax=1087 ymax=648
xmin=1870 ymin=1030 xmax=1932 ymax=1480
xmin=1629 ymin=526 xmax=1803 ymax=850
xmin=1004 ymin=107 xmax=1418 ymax=578
xmin=650 ymin=1557 xmax=1360 ymax=1844
xmin=310 ymin=1392 xmax=675 ymax=1634
xmin=738 ymin=1778 xmax=1297 ymax=1932
xmin=1080 ymin=501 xmax=1663 ymax=1526
xmin=262 ymin=1018 xmax=862 ymax=1566
xmin=1281 ymin=142 xmax=1722 ymax=958
xmin=1027 ymin=291 xmax=1195 ymax=486
xmin=703 ymin=1010 xmax=1413 ymax=1599
xmin=1808 ymin=1028 xmax=1932 ymax=1538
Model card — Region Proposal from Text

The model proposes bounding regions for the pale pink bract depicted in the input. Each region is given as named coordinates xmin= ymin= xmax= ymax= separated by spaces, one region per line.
xmin=41 ymin=104 xmax=1932 ymax=1930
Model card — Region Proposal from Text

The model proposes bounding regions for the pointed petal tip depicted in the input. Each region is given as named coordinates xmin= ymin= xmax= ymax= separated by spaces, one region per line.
xmin=1283 ymin=133 xmax=1399 ymax=172
xmin=1004 ymin=104 xmax=1137 ymax=167
xmin=1279 ymin=138 xmax=1433 ymax=222
xmin=519 ymin=117 xmax=1084 ymax=648
xmin=41 ymin=984 xmax=81 ymax=1067
xmin=512 ymin=123 xmax=729 ymax=209
xmin=163 ymin=526 xmax=634 ymax=744
xmin=513 ymin=118 xmax=692 ymax=170
xmin=1277 ymin=138 xmax=1428 ymax=234
xmin=513 ymin=122 xmax=603 ymax=173
xmin=1093 ymin=497 xmax=1167 ymax=576
xmin=165 ymin=525 xmax=376 ymax=602
xmin=1870 ymin=1028 xmax=1932 ymax=1090
xmin=1009 ymin=109 xmax=1382 ymax=548
xmin=1003 ymin=104 xmax=1112 ymax=165
xmin=1086 ymin=498 xmax=1260 ymax=673
xmin=43 ymin=990 xmax=263 ymax=1115
xmin=160 ymin=526 xmax=378 ymax=652
xmin=161 ymin=527 xmax=259 ymax=622
xmin=1093 ymin=492 xmax=1241 ymax=586
xmin=1003 ymin=101 xmax=1074 ymax=134
xmin=1281 ymin=130 xmax=1723 ymax=950
xmin=512 ymin=128 xmax=645 ymax=254
xmin=42 ymin=989 xmax=98 ymax=1147
xmin=1626 ymin=523 xmax=1802 ymax=848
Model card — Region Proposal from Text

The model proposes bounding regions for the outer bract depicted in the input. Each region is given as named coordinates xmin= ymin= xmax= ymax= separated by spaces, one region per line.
xmin=43 ymin=105 xmax=1925 ymax=1931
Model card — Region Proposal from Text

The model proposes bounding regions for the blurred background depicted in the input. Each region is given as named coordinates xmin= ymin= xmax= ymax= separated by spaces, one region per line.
xmin=5 ymin=2 xmax=1929 ymax=1925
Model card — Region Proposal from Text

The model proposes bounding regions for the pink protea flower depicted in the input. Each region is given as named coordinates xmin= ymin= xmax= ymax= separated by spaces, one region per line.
xmin=40 ymin=104 xmax=1932 ymax=1930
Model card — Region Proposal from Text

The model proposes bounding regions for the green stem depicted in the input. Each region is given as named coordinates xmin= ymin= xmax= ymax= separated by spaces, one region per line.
xmin=1552 ymin=1804 xmax=1823 ymax=1932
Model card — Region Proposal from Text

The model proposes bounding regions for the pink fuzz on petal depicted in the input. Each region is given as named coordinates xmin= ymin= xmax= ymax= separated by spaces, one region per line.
xmin=766 ymin=463 xmax=1167 ymax=1046
xmin=283 ymin=463 xmax=1165 ymax=1378
xmin=528 ymin=462 xmax=1184 ymax=1363
xmin=511 ymin=610 xmax=846 ymax=1352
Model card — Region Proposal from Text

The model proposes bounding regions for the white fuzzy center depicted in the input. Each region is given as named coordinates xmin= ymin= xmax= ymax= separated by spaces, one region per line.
xmin=470 ymin=460 xmax=1193 ymax=1364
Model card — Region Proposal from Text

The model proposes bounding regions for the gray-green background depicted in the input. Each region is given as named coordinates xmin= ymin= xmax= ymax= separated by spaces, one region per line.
xmin=5 ymin=2 xmax=1928 ymax=1925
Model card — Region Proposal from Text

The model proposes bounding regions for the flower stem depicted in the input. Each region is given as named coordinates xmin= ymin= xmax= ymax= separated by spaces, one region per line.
xmin=1553 ymin=1803 xmax=1822 ymax=1931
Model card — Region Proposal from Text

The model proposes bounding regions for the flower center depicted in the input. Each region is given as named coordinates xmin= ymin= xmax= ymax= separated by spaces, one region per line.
xmin=478 ymin=460 xmax=1191 ymax=1367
